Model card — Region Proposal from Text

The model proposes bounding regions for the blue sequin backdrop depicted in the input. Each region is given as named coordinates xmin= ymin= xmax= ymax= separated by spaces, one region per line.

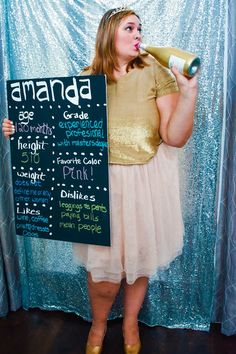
xmin=0 ymin=0 xmax=225 ymax=330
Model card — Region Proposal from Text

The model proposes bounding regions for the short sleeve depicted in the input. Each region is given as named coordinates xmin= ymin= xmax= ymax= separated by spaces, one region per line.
xmin=153 ymin=59 xmax=179 ymax=98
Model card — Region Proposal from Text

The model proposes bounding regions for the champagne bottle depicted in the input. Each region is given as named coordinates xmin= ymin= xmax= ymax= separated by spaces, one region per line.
xmin=139 ymin=43 xmax=200 ymax=77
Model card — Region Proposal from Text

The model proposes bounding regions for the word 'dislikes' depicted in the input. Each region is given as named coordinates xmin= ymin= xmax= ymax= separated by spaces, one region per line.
xmin=9 ymin=77 xmax=92 ymax=106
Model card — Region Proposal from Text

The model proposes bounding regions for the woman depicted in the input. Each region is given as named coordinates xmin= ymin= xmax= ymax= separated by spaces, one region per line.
xmin=2 ymin=7 xmax=198 ymax=354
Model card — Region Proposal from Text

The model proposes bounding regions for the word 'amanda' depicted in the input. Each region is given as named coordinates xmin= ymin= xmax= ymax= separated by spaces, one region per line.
xmin=9 ymin=77 xmax=92 ymax=106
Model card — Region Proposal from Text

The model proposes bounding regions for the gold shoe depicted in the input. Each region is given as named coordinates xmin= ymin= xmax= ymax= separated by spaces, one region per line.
xmin=124 ymin=340 xmax=141 ymax=354
xmin=86 ymin=326 xmax=106 ymax=354
xmin=86 ymin=343 xmax=102 ymax=354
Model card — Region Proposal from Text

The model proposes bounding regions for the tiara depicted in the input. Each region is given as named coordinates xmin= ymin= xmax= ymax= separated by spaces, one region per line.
xmin=107 ymin=6 xmax=129 ymax=20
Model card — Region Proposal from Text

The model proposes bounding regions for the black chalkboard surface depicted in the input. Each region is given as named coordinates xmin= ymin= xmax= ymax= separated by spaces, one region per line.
xmin=7 ymin=75 xmax=111 ymax=246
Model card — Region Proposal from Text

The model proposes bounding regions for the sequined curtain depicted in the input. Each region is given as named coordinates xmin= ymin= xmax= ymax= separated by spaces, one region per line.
xmin=0 ymin=0 xmax=225 ymax=331
xmin=212 ymin=0 xmax=236 ymax=336
xmin=0 ymin=2 xmax=22 ymax=316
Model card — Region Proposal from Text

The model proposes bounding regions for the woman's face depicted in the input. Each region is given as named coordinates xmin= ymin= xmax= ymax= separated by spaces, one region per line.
xmin=115 ymin=14 xmax=142 ymax=63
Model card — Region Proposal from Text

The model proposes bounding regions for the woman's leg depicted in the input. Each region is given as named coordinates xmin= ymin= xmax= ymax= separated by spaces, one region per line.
xmin=87 ymin=272 xmax=121 ymax=346
xmin=123 ymin=277 xmax=149 ymax=344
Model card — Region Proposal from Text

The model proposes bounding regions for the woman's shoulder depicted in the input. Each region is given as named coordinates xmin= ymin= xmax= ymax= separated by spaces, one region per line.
xmin=141 ymin=53 xmax=167 ymax=71
xmin=141 ymin=53 xmax=175 ymax=80
xmin=78 ymin=67 xmax=92 ymax=76
xmin=139 ymin=53 xmax=157 ymax=66
xmin=138 ymin=53 xmax=166 ymax=76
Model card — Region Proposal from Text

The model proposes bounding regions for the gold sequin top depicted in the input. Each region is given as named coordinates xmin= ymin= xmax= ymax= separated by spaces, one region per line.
xmin=82 ymin=55 xmax=179 ymax=165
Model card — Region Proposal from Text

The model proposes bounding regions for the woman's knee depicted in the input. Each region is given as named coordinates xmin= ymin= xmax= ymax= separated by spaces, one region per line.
xmin=88 ymin=273 xmax=120 ymax=299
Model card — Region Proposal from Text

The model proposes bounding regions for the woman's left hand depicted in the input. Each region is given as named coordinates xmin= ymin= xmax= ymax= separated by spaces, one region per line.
xmin=171 ymin=66 xmax=198 ymax=99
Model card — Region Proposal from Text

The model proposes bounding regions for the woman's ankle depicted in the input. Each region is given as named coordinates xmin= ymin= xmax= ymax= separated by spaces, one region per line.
xmin=91 ymin=319 xmax=107 ymax=329
xmin=123 ymin=317 xmax=139 ymax=329
xmin=122 ymin=318 xmax=139 ymax=345
xmin=87 ymin=321 xmax=107 ymax=346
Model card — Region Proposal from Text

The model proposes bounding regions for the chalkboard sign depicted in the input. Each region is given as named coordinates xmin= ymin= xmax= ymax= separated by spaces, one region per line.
xmin=7 ymin=75 xmax=111 ymax=246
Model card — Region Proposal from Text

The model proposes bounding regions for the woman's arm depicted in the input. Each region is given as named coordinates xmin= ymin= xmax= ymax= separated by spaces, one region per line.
xmin=157 ymin=66 xmax=198 ymax=147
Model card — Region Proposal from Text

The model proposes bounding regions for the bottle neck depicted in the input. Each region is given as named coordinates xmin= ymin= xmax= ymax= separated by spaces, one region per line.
xmin=139 ymin=43 xmax=148 ymax=51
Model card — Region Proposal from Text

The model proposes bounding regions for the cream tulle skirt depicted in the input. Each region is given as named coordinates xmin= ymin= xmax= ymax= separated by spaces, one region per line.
xmin=73 ymin=143 xmax=184 ymax=284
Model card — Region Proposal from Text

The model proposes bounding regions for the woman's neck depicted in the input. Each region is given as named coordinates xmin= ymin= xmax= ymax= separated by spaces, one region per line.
xmin=114 ymin=60 xmax=130 ymax=78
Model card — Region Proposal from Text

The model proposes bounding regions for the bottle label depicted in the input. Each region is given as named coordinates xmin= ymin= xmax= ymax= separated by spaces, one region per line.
xmin=168 ymin=55 xmax=185 ymax=74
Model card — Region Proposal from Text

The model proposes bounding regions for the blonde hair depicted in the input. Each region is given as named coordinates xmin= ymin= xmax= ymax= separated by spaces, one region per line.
xmin=84 ymin=8 xmax=148 ymax=83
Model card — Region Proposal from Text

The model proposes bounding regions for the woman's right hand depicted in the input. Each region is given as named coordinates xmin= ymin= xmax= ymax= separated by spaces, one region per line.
xmin=2 ymin=118 xmax=15 ymax=139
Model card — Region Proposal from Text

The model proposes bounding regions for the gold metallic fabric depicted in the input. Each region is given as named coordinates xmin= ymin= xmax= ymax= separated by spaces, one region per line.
xmin=108 ymin=55 xmax=178 ymax=164
xmin=83 ymin=55 xmax=179 ymax=164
